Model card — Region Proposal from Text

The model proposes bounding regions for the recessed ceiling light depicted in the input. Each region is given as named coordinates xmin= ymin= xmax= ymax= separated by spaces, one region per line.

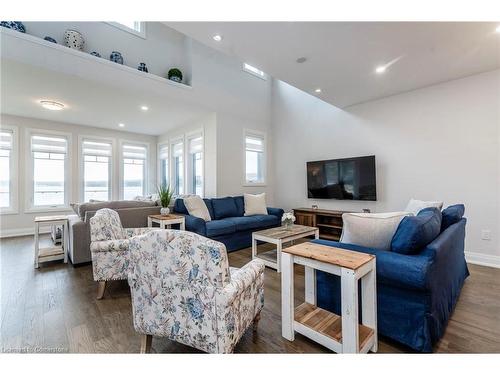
xmin=118 ymin=123 xmax=125 ymax=128
xmin=375 ymin=65 xmax=387 ymax=74
xmin=314 ymin=88 xmax=322 ymax=93
xmin=212 ymin=34 xmax=223 ymax=42
xmin=296 ymin=57 xmax=307 ymax=63
xmin=140 ymin=105 xmax=149 ymax=111
xmin=39 ymin=100 xmax=64 ymax=111
xmin=496 ymin=25 xmax=500 ymax=33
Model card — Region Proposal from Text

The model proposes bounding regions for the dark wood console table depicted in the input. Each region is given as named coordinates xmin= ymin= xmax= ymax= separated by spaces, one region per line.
xmin=293 ymin=208 xmax=351 ymax=241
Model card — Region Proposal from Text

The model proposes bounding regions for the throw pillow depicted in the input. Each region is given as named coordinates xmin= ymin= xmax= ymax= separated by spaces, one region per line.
xmin=404 ymin=198 xmax=443 ymax=215
xmin=212 ymin=197 xmax=239 ymax=219
xmin=184 ymin=196 xmax=212 ymax=222
xmin=244 ymin=193 xmax=268 ymax=216
xmin=341 ymin=212 xmax=411 ymax=251
xmin=391 ymin=207 xmax=442 ymax=255
xmin=441 ymin=204 xmax=465 ymax=231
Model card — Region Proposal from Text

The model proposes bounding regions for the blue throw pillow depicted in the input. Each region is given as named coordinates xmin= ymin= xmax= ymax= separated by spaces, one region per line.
xmin=441 ymin=204 xmax=465 ymax=231
xmin=391 ymin=207 xmax=442 ymax=255
xmin=203 ymin=199 xmax=215 ymax=220
xmin=211 ymin=197 xmax=238 ymax=220
xmin=174 ymin=198 xmax=188 ymax=214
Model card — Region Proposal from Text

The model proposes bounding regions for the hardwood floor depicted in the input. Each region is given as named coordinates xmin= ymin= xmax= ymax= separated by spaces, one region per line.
xmin=1 ymin=234 xmax=499 ymax=353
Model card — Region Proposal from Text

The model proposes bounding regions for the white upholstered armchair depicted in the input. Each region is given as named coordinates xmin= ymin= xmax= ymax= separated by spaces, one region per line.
xmin=127 ymin=230 xmax=265 ymax=354
xmin=89 ymin=208 xmax=157 ymax=299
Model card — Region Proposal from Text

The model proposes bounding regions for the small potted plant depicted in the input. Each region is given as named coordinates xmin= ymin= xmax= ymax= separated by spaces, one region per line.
xmin=168 ymin=68 xmax=183 ymax=83
xmin=282 ymin=212 xmax=296 ymax=230
xmin=157 ymin=184 xmax=173 ymax=216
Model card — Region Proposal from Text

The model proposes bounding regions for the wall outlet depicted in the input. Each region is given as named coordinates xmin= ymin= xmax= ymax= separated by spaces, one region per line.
xmin=481 ymin=230 xmax=492 ymax=241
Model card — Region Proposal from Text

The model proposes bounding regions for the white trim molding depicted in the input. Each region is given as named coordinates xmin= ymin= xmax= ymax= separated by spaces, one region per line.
xmin=0 ymin=124 xmax=19 ymax=215
xmin=465 ymin=251 xmax=500 ymax=269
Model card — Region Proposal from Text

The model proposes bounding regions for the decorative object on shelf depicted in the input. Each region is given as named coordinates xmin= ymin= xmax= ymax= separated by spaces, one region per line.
xmin=44 ymin=36 xmax=57 ymax=43
xmin=1 ymin=21 xmax=26 ymax=33
xmin=167 ymin=68 xmax=183 ymax=83
xmin=282 ymin=211 xmax=296 ymax=230
xmin=110 ymin=51 xmax=123 ymax=64
xmin=311 ymin=204 xmax=318 ymax=210
xmin=64 ymin=29 xmax=84 ymax=51
xmin=90 ymin=51 xmax=101 ymax=58
xmin=138 ymin=62 xmax=148 ymax=73
xmin=157 ymin=184 xmax=173 ymax=216
xmin=363 ymin=208 xmax=371 ymax=213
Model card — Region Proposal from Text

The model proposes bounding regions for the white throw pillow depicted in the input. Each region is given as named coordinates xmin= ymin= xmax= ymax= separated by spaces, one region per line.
xmin=184 ymin=196 xmax=211 ymax=222
xmin=244 ymin=193 xmax=268 ymax=216
xmin=341 ymin=212 xmax=411 ymax=251
xmin=404 ymin=199 xmax=443 ymax=215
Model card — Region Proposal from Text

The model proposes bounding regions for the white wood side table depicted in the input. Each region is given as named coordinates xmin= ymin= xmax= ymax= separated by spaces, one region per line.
xmin=148 ymin=214 xmax=186 ymax=230
xmin=34 ymin=215 xmax=69 ymax=269
xmin=281 ymin=242 xmax=378 ymax=353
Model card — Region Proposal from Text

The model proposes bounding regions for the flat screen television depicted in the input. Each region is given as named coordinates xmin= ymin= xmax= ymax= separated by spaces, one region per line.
xmin=307 ymin=155 xmax=376 ymax=200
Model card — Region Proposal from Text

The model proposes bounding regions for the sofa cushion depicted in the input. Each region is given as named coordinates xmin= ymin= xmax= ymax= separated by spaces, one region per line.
xmin=230 ymin=215 xmax=279 ymax=231
xmin=77 ymin=200 xmax=157 ymax=220
xmin=441 ymin=204 xmax=465 ymax=231
xmin=404 ymin=198 xmax=443 ymax=215
xmin=391 ymin=207 xmax=442 ymax=255
xmin=212 ymin=197 xmax=238 ymax=219
xmin=234 ymin=196 xmax=245 ymax=217
xmin=206 ymin=219 xmax=237 ymax=237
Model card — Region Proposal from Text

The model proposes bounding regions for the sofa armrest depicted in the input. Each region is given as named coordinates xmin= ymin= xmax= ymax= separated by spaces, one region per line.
xmin=184 ymin=215 xmax=207 ymax=236
xmin=267 ymin=207 xmax=284 ymax=221
xmin=90 ymin=239 xmax=130 ymax=253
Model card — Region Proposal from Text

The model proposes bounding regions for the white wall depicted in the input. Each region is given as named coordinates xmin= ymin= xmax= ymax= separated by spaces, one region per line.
xmin=271 ymin=70 xmax=500 ymax=262
xmin=0 ymin=114 xmax=157 ymax=236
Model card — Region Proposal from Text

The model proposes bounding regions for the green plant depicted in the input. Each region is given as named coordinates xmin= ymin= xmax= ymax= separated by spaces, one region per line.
xmin=157 ymin=184 xmax=173 ymax=208
xmin=168 ymin=68 xmax=183 ymax=81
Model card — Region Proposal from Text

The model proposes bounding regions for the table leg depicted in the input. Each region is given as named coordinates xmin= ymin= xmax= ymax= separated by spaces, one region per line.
xmin=315 ymin=229 xmax=319 ymax=240
xmin=305 ymin=266 xmax=317 ymax=305
xmin=281 ymin=252 xmax=295 ymax=341
xmin=180 ymin=220 xmax=185 ymax=230
xmin=252 ymin=235 xmax=257 ymax=260
xmin=34 ymin=222 xmax=39 ymax=269
xmin=277 ymin=240 xmax=282 ymax=273
xmin=341 ymin=267 xmax=359 ymax=353
xmin=362 ymin=259 xmax=378 ymax=352
xmin=147 ymin=217 xmax=152 ymax=228
xmin=63 ymin=221 xmax=68 ymax=263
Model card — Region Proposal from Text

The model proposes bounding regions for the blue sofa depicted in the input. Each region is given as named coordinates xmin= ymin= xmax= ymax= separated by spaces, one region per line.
xmin=174 ymin=196 xmax=284 ymax=251
xmin=314 ymin=205 xmax=469 ymax=352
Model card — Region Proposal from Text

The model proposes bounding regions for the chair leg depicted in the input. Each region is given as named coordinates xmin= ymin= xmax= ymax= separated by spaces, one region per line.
xmin=96 ymin=281 xmax=107 ymax=300
xmin=140 ymin=334 xmax=153 ymax=354
xmin=253 ymin=312 xmax=261 ymax=332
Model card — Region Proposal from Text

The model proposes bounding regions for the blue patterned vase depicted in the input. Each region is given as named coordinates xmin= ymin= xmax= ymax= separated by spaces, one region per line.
xmin=138 ymin=62 xmax=148 ymax=73
xmin=44 ymin=36 xmax=57 ymax=43
xmin=90 ymin=51 xmax=101 ymax=58
xmin=110 ymin=51 xmax=123 ymax=64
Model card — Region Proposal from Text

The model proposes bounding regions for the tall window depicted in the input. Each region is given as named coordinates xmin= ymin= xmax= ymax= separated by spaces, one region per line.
xmin=30 ymin=134 xmax=68 ymax=207
xmin=171 ymin=140 xmax=184 ymax=195
xmin=122 ymin=143 xmax=147 ymax=200
xmin=108 ymin=22 xmax=145 ymax=38
xmin=0 ymin=129 xmax=14 ymax=209
xmin=159 ymin=144 xmax=169 ymax=188
xmin=245 ymin=131 xmax=265 ymax=184
xmin=82 ymin=139 xmax=112 ymax=202
xmin=188 ymin=134 xmax=203 ymax=196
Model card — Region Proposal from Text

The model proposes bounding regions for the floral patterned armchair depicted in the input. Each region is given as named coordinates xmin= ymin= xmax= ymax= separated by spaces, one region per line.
xmin=89 ymin=208 xmax=157 ymax=299
xmin=127 ymin=230 xmax=265 ymax=354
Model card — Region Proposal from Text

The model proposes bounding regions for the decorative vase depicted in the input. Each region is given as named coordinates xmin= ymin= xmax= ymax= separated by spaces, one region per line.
xmin=90 ymin=51 xmax=101 ymax=58
xmin=44 ymin=36 xmax=57 ymax=43
xmin=110 ymin=51 xmax=123 ymax=64
xmin=283 ymin=221 xmax=293 ymax=230
xmin=1 ymin=21 xmax=26 ymax=33
xmin=138 ymin=62 xmax=148 ymax=72
xmin=160 ymin=207 xmax=170 ymax=216
xmin=169 ymin=76 xmax=182 ymax=83
xmin=64 ymin=29 xmax=84 ymax=51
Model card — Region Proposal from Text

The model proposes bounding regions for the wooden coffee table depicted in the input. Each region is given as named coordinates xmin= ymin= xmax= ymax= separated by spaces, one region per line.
xmin=148 ymin=214 xmax=185 ymax=230
xmin=252 ymin=225 xmax=319 ymax=272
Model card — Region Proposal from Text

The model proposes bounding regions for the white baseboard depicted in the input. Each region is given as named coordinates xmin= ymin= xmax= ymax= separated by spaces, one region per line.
xmin=465 ymin=251 xmax=500 ymax=269
xmin=0 ymin=227 xmax=51 ymax=238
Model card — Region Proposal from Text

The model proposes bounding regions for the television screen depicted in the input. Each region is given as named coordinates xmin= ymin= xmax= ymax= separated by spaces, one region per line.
xmin=307 ymin=155 xmax=376 ymax=200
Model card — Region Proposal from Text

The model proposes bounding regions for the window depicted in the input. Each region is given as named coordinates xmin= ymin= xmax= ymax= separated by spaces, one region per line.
xmin=81 ymin=139 xmax=112 ymax=202
xmin=187 ymin=134 xmax=203 ymax=196
xmin=243 ymin=63 xmax=267 ymax=80
xmin=107 ymin=21 xmax=146 ymax=38
xmin=171 ymin=139 xmax=184 ymax=195
xmin=0 ymin=126 xmax=17 ymax=212
xmin=30 ymin=133 xmax=69 ymax=208
xmin=245 ymin=131 xmax=266 ymax=185
xmin=122 ymin=143 xmax=147 ymax=200
xmin=158 ymin=143 xmax=169 ymax=188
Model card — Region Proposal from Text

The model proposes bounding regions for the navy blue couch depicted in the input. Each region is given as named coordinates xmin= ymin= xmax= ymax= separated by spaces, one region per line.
xmin=174 ymin=196 xmax=284 ymax=252
xmin=314 ymin=205 xmax=469 ymax=352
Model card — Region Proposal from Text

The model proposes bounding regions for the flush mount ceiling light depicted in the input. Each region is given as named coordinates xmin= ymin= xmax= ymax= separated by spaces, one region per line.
xmin=118 ymin=123 xmax=125 ymax=128
xmin=375 ymin=65 xmax=387 ymax=74
xmin=296 ymin=57 xmax=307 ymax=63
xmin=39 ymin=100 xmax=64 ymax=111
xmin=140 ymin=105 xmax=149 ymax=111
xmin=212 ymin=34 xmax=223 ymax=42
xmin=314 ymin=88 xmax=322 ymax=93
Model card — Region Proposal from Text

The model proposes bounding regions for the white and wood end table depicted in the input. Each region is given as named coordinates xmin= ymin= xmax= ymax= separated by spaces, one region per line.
xmin=34 ymin=215 xmax=69 ymax=269
xmin=148 ymin=214 xmax=185 ymax=230
xmin=252 ymin=225 xmax=319 ymax=273
xmin=281 ymin=242 xmax=377 ymax=354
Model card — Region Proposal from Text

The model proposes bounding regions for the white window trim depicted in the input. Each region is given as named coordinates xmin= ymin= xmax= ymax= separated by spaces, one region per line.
xmin=0 ymin=124 xmax=19 ymax=215
xmin=157 ymin=141 xmax=169 ymax=190
xmin=105 ymin=22 xmax=146 ymax=39
xmin=243 ymin=128 xmax=267 ymax=187
xmin=78 ymin=135 xmax=115 ymax=202
xmin=186 ymin=129 xmax=204 ymax=197
xmin=119 ymin=139 xmax=149 ymax=200
xmin=24 ymin=128 xmax=72 ymax=213
xmin=242 ymin=63 xmax=268 ymax=80
xmin=170 ymin=136 xmax=185 ymax=196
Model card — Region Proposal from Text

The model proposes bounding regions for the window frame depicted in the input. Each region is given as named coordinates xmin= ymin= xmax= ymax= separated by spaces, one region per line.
xmin=106 ymin=21 xmax=146 ymax=39
xmin=157 ymin=141 xmax=169 ymax=189
xmin=119 ymin=140 xmax=149 ymax=200
xmin=186 ymin=130 xmax=204 ymax=197
xmin=25 ymin=128 xmax=72 ymax=213
xmin=170 ymin=136 xmax=185 ymax=196
xmin=242 ymin=63 xmax=268 ymax=80
xmin=0 ymin=124 xmax=19 ymax=215
xmin=78 ymin=135 xmax=115 ymax=202
xmin=243 ymin=129 xmax=267 ymax=187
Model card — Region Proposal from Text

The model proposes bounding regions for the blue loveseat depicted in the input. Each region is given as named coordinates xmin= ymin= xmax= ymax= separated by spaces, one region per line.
xmin=174 ymin=196 xmax=284 ymax=251
xmin=314 ymin=205 xmax=469 ymax=352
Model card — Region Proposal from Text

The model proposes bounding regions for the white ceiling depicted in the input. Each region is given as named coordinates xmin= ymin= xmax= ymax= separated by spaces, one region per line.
xmin=1 ymin=59 xmax=209 ymax=135
xmin=167 ymin=22 xmax=500 ymax=108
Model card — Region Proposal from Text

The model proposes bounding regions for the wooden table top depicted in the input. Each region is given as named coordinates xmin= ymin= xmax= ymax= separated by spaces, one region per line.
xmin=148 ymin=214 xmax=184 ymax=220
xmin=254 ymin=224 xmax=318 ymax=240
xmin=282 ymin=242 xmax=374 ymax=270
xmin=34 ymin=215 xmax=69 ymax=222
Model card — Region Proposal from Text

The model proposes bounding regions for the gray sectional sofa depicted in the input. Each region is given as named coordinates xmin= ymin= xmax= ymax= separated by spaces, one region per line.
xmin=68 ymin=200 xmax=161 ymax=265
